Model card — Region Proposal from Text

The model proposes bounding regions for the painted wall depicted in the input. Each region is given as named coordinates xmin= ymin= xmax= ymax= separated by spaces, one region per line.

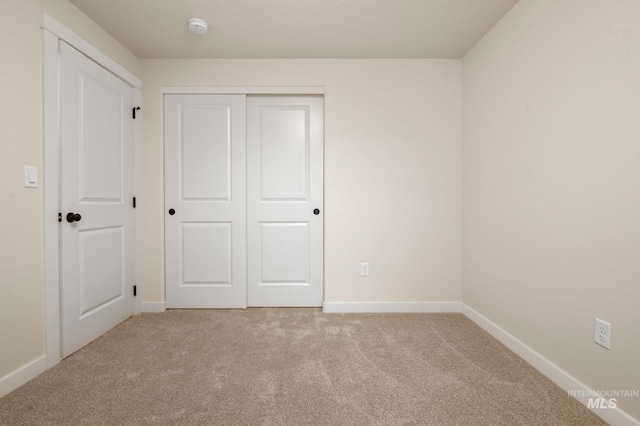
xmin=0 ymin=0 xmax=139 ymax=381
xmin=140 ymin=59 xmax=462 ymax=306
xmin=4 ymin=0 xmax=637 ymax=420
xmin=462 ymin=0 xmax=640 ymax=420
xmin=0 ymin=0 xmax=44 ymax=381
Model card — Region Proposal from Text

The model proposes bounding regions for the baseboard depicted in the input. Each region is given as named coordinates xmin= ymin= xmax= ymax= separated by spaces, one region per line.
xmin=322 ymin=301 xmax=461 ymax=313
xmin=140 ymin=301 xmax=166 ymax=313
xmin=461 ymin=303 xmax=639 ymax=426
xmin=0 ymin=355 xmax=48 ymax=399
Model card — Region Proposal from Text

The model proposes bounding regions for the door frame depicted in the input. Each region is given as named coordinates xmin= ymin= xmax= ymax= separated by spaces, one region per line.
xmin=43 ymin=14 xmax=142 ymax=367
xmin=162 ymin=87 xmax=325 ymax=308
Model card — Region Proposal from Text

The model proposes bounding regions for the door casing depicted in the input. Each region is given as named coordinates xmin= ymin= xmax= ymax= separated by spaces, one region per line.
xmin=162 ymin=88 xmax=325 ymax=308
xmin=43 ymin=14 xmax=142 ymax=367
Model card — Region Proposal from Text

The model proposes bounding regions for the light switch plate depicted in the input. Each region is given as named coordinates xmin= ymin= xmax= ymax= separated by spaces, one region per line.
xmin=360 ymin=262 xmax=369 ymax=277
xmin=24 ymin=166 xmax=38 ymax=188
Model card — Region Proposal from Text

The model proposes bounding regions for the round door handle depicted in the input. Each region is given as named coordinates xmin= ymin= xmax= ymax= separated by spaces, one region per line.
xmin=168 ymin=209 xmax=176 ymax=215
xmin=313 ymin=208 xmax=320 ymax=215
xmin=66 ymin=212 xmax=82 ymax=223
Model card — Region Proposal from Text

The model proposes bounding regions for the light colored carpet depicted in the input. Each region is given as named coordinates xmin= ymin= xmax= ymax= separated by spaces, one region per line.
xmin=0 ymin=309 xmax=605 ymax=425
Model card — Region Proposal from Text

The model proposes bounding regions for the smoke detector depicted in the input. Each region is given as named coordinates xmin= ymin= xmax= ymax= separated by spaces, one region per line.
xmin=188 ymin=18 xmax=208 ymax=35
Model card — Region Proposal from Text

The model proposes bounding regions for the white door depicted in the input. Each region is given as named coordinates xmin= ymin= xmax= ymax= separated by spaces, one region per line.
xmin=164 ymin=94 xmax=247 ymax=308
xmin=247 ymin=96 xmax=324 ymax=307
xmin=60 ymin=42 xmax=135 ymax=356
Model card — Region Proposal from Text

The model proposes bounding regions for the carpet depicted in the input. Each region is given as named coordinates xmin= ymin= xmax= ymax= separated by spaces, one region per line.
xmin=0 ymin=309 xmax=606 ymax=425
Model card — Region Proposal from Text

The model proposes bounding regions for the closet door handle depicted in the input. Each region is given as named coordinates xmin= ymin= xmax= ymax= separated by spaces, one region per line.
xmin=313 ymin=208 xmax=320 ymax=215
xmin=168 ymin=209 xmax=176 ymax=215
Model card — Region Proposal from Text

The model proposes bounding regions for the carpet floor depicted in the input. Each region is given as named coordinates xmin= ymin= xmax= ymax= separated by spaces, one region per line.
xmin=0 ymin=309 xmax=606 ymax=425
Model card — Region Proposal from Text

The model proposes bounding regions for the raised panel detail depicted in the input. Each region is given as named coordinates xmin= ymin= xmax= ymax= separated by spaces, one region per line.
xmin=260 ymin=107 xmax=309 ymax=200
xmin=79 ymin=73 xmax=123 ymax=202
xmin=79 ymin=227 xmax=124 ymax=317
xmin=182 ymin=222 xmax=232 ymax=286
xmin=260 ymin=222 xmax=309 ymax=285
xmin=180 ymin=105 xmax=231 ymax=201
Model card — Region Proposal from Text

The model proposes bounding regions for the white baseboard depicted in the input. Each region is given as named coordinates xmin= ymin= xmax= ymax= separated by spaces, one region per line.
xmin=461 ymin=303 xmax=639 ymax=426
xmin=0 ymin=355 xmax=48 ymax=399
xmin=322 ymin=301 xmax=461 ymax=313
xmin=140 ymin=301 xmax=166 ymax=313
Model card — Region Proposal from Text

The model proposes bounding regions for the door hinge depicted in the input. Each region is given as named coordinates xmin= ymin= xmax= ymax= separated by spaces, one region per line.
xmin=58 ymin=212 xmax=62 ymax=223
xmin=133 ymin=197 xmax=136 ymax=208
xmin=132 ymin=106 xmax=141 ymax=119
xmin=133 ymin=285 xmax=137 ymax=297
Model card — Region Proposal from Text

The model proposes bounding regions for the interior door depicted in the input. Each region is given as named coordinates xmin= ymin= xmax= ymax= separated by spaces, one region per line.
xmin=247 ymin=96 xmax=324 ymax=307
xmin=164 ymin=94 xmax=247 ymax=308
xmin=60 ymin=41 xmax=135 ymax=356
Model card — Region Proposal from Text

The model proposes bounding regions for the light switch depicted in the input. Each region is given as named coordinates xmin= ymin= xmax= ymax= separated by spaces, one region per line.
xmin=24 ymin=166 xmax=38 ymax=188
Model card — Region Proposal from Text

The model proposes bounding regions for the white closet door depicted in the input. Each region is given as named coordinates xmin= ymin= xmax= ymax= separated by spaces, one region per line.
xmin=164 ymin=94 xmax=247 ymax=308
xmin=60 ymin=41 xmax=135 ymax=356
xmin=247 ymin=96 xmax=324 ymax=307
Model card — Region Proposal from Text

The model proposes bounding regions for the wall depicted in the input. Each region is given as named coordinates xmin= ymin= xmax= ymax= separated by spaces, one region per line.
xmin=0 ymin=0 xmax=139 ymax=384
xmin=140 ymin=59 xmax=462 ymax=307
xmin=0 ymin=0 xmax=44 ymax=381
xmin=4 ymin=0 xmax=635 ymax=419
xmin=462 ymin=0 xmax=640 ymax=420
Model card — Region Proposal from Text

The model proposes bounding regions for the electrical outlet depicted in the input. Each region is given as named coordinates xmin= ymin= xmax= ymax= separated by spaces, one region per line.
xmin=360 ymin=262 xmax=369 ymax=277
xmin=594 ymin=318 xmax=611 ymax=350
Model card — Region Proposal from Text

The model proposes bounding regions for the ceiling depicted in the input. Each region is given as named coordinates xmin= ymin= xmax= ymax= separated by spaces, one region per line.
xmin=69 ymin=0 xmax=519 ymax=59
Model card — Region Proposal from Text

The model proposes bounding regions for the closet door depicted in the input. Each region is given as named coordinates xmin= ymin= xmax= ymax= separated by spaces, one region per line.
xmin=164 ymin=94 xmax=247 ymax=308
xmin=246 ymin=96 xmax=324 ymax=307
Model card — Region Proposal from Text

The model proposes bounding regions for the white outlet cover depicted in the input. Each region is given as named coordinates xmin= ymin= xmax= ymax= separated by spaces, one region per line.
xmin=594 ymin=318 xmax=611 ymax=350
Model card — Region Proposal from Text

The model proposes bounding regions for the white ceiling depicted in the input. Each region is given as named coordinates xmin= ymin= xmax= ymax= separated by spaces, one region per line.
xmin=69 ymin=0 xmax=519 ymax=59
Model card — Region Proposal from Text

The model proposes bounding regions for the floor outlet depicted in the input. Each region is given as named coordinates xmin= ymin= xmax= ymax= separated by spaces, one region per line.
xmin=594 ymin=318 xmax=611 ymax=350
xmin=360 ymin=263 xmax=369 ymax=277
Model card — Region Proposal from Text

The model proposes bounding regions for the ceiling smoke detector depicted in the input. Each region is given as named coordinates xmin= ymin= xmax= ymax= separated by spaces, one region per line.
xmin=188 ymin=18 xmax=208 ymax=35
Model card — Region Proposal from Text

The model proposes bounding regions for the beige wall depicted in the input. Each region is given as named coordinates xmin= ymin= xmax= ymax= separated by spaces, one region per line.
xmin=3 ymin=0 xmax=638 ymax=420
xmin=140 ymin=59 xmax=462 ymax=304
xmin=0 ymin=0 xmax=44 ymax=379
xmin=0 ymin=0 xmax=139 ymax=379
xmin=462 ymin=0 xmax=640 ymax=419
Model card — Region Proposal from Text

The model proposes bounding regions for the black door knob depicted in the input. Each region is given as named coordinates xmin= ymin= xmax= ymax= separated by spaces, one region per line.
xmin=313 ymin=208 xmax=320 ymax=215
xmin=66 ymin=212 xmax=81 ymax=223
xmin=168 ymin=209 xmax=176 ymax=215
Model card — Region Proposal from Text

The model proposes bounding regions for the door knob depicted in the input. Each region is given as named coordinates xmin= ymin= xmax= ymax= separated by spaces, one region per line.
xmin=66 ymin=213 xmax=82 ymax=223
xmin=168 ymin=209 xmax=176 ymax=215
xmin=313 ymin=208 xmax=320 ymax=215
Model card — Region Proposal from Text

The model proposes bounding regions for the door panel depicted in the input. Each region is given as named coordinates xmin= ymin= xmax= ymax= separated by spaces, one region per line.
xmin=164 ymin=95 xmax=247 ymax=308
xmin=181 ymin=222 xmax=232 ymax=285
xmin=79 ymin=74 xmax=124 ymax=200
xmin=180 ymin=106 xmax=232 ymax=200
xmin=60 ymin=41 xmax=135 ymax=356
xmin=260 ymin=108 xmax=309 ymax=200
xmin=260 ymin=222 xmax=310 ymax=284
xmin=247 ymin=96 xmax=324 ymax=307
xmin=78 ymin=227 xmax=124 ymax=316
